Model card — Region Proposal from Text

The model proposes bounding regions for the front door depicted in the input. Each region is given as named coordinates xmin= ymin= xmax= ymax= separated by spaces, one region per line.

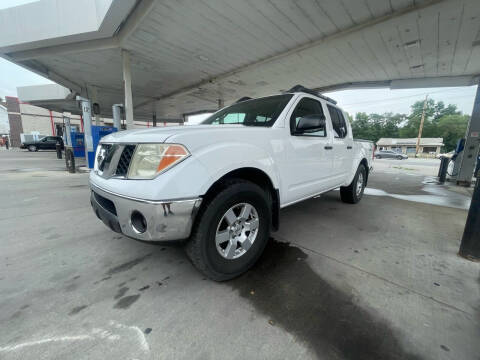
xmin=282 ymin=96 xmax=334 ymax=204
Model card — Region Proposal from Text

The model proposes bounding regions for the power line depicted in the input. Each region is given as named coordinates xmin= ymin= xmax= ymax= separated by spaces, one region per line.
xmin=343 ymin=94 xmax=475 ymax=112
xmin=341 ymin=87 xmax=473 ymax=106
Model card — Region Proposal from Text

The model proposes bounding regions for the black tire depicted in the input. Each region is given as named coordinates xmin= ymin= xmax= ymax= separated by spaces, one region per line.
xmin=340 ymin=164 xmax=366 ymax=204
xmin=397 ymin=156 xmax=403 ymax=160
xmin=28 ymin=145 xmax=37 ymax=152
xmin=185 ymin=179 xmax=271 ymax=281
xmin=376 ymin=155 xmax=381 ymax=159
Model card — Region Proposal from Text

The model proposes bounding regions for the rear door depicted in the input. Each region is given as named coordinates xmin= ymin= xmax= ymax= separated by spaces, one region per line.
xmin=327 ymin=105 xmax=353 ymax=184
xmin=282 ymin=96 xmax=334 ymax=204
xmin=45 ymin=137 xmax=58 ymax=149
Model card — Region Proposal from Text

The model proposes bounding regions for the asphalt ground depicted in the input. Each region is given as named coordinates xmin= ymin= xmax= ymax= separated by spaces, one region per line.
xmin=1 ymin=150 xmax=478 ymax=360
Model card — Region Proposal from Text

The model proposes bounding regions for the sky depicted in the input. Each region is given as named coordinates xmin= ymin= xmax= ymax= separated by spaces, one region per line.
xmin=0 ymin=0 xmax=37 ymax=9
xmin=0 ymin=0 xmax=477 ymax=124
xmin=188 ymin=85 xmax=477 ymax=124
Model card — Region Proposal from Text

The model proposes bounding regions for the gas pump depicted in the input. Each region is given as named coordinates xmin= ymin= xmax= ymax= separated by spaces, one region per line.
xmin=76 ymin=96 xmax=118 ymax=168
xmin=447 ymin=138 xmax=465 ymax=178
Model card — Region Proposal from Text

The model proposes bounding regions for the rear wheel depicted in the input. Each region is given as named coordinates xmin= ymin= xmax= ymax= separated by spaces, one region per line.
xmin=28 ymin=145 xmax=37 ymax=152
xmin=340 ymin=164 xmax=366 ymax=204
xmin=376 ymin=155 xmax=381 ymax=159
xmin=185 ymin=179 xmax=271 ymax=281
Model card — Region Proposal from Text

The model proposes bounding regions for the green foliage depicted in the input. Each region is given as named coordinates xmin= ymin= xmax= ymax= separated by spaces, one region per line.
xmin=435 ymin=114 xmax=470 ymax=151
xmin=351 ymin=98 xmax=469 ymax=152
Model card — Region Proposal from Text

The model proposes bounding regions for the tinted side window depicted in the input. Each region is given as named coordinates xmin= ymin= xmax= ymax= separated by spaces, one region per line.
xmin=327 ymin=105 xmax=347 ymax=138
xmin=290 ymin=98 xmax=326 ymax=137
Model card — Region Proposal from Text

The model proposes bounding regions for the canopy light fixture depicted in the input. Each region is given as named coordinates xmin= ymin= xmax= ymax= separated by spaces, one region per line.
xmin=404 ymin=40 xmax=421 ymax=49
xmin=410 ymin=64 xmax=424 ymax=70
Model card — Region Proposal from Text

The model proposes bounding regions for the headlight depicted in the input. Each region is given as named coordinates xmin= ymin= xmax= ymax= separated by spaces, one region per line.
xmin=127 ymin=143 xmax=189 ymax=179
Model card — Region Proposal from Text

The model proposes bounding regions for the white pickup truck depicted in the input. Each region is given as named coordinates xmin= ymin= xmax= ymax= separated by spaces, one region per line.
xmin=90 ymin=86 xmax=374 ymax=280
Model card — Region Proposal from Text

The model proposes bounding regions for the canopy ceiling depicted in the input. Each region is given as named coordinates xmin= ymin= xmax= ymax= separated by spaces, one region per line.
xmin=1 ymin=0 xmax=479 ymax=120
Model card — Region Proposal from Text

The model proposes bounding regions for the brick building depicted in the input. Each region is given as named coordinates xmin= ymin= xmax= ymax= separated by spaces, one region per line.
xmin=5 ymin=96 xmax=84 ymax=148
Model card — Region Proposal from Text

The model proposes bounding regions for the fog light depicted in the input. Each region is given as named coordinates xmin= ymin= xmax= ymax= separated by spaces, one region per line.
xmin=131 ymin=210 xmax=147 ymax=234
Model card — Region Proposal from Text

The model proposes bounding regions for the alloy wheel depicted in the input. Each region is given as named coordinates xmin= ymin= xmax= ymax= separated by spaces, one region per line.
xmin=215 ymin=202 xmax=259 ymax=260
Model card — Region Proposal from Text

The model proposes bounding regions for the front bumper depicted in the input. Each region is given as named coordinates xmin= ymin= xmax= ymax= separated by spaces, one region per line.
xmin=90 ymin=182 xmax=202 ymax=242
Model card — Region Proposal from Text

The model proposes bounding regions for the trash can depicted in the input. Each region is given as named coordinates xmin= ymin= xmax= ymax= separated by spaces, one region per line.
xmin=438 ymin=156 xmax=449 ymax=183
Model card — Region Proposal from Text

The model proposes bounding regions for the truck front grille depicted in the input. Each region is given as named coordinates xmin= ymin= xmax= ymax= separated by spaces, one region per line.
xmin=116 ymin=145 xmax=136 ymax=176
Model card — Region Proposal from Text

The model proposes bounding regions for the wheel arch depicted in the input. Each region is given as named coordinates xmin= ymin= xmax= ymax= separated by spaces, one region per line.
xmin=201 ymin=167 xmax=280 ymax=231
xmin=359 ymin=158 xmax=370 ymax=185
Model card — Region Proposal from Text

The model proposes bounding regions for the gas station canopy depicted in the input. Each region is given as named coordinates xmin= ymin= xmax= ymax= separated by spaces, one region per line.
xmin=0 ymin=0 xmax=479 ymax=120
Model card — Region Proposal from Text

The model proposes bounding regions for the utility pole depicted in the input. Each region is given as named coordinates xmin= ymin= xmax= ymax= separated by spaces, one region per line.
xmin=415 ymin=95 xmax=428 ymax=157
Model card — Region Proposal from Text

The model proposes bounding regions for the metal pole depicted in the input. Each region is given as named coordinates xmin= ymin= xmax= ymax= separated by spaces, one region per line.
xmin=152 ymin=112 xmax=157 ymax=127
xmin=415 ymin=95 xmax=428 ymax=157
xmin=456 ymin=85 xmax=480 ymax=186
xmin=49 ymin=110 xmax=55 ymax=135
xmin=64 ymin=115 xmax=72 ymax=146
xmin=122 ymin=49 xmax=134 ymax=129
xmin=77 ymin=96 xmax=94 ymax=168
xmin=112 ymin=104 xmax=123 ymax=131
xmin=90 ymin=86 xmax=101 ymax=126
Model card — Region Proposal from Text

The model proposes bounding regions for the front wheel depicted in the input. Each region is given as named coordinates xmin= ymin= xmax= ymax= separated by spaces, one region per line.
xmin=185 ymin=179 xmax=271 ymax=281
xmin=340 ymin=164 xmax=366 ymax=204
xmin=376 ymin=155 xmax=381 ymax=159
xmin=397 ymin=156 xmax=403 ymax=160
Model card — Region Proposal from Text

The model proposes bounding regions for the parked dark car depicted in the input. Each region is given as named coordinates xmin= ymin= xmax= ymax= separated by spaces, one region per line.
xmin=375 ymin=150 xmax=408 ymax=160
xmin=21 ymin=136 xmax=64 ymax=152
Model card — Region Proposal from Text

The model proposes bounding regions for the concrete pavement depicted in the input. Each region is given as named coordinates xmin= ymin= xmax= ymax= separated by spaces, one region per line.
xmin=0 ymin=151 xmax=478 ymax=360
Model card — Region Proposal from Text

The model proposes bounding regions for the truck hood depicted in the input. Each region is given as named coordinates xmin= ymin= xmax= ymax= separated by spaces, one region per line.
xmin=100 ymin=125 xmax=266 ymax=145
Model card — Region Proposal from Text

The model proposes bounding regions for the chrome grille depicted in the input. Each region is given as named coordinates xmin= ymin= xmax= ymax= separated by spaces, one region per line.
xmin=116 ymin=145 xmax=136 ymax=176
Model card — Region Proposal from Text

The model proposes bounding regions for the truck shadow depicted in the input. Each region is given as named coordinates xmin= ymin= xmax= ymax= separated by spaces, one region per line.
xmin=230 ymin=239 xmax=422 ymax=360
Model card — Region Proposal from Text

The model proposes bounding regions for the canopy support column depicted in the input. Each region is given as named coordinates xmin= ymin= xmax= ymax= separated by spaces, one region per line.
xmin=89 ymin=86 xmax=101 ymax=126
xmin=77 ymin=96 xmax=94 ymax=168
xmin=64 ymin=114 xmax=72 ymax=146
xmin=122 ymin=49 xmax=134 ymax=129
xmin=456 ymin=84 xmax=480 ymax=186
xmin=112 ymin=104 xmax=123 ymax=130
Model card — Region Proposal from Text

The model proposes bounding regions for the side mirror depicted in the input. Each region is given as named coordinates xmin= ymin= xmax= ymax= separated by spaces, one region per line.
xmin=295 ymin=114 xmax=326 ymax=134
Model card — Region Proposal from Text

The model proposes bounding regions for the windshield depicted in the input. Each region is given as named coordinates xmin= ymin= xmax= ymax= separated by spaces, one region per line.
xmin=201 ymin=94 xmax=293 ymax=127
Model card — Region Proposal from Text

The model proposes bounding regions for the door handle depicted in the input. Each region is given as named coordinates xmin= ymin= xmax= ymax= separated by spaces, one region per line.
xmin=324 ymin=146 xmax=333 ymax=150
xmin=347 ymin=146 xmax=353 ymax=149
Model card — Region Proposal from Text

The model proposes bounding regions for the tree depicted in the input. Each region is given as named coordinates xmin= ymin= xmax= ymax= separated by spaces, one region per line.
xmin=351 ymin=112 xmax=404 ymax=142
xmin=351 ymin=112 xmax=371 ymax=140
xmin=399 ymin=99 xmax=461 ymax=138
xmin=435 ymin=114 xmax=469 ymax=152
xmin=349 ymin=98 xmax=467 ymax=151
